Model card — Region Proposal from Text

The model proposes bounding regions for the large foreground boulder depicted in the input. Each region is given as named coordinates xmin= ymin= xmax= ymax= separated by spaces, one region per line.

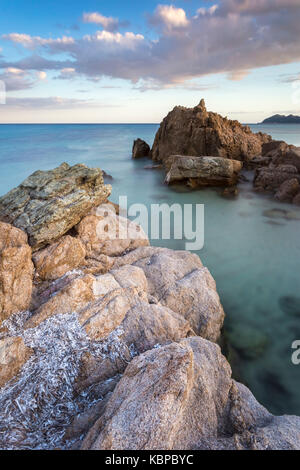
xmin=164 ymin=155 xmax=243 ymax=187
xmin=151 ymin=99 xmax=270 ymax=164
xmin=114 ymin=246 xmax=225 ymax=342
xmin=75 ymin=203 xmax=149 ymax=259
xmin=0 ymin=163 xmax=111 ymax=250
xmin=0 ymin=222 xmax=33 ymax=325
xmin=82 ymin=337 xmax=300 ymax=450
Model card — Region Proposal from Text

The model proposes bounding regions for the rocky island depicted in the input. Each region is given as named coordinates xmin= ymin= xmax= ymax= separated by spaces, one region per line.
xmin=133 ymin=100 xmax=300 ymax=205
xmin=262 ymin=114 xmax=300 ymax=124
xmin=0 ymin=162 xmax=300 ymax=450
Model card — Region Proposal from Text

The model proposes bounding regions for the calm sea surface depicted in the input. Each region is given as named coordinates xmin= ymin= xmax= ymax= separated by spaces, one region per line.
xmin=0 ymin=122 xmax=300 ymax=415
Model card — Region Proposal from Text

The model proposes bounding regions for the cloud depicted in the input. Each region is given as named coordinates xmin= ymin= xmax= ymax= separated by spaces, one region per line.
xmin=135 ymin=78 xmax=217 ymax=92
xmin=36 ymin=71 xmax=47 ymax=80
xmin=196 ymin=5 xmax=219 ymax=17
xmin=227 ymin=70 xmax=250 ymax=81
xmin=2 ymin=33 xmax=74 ymax=51
xmin=1 ymin=1 xmax=300 ymax=88
xmin=83 ymin=12 xmax=119 ymax=32
xmin=217 ymin=0 xmax=300 ymax=16
xmin=150 ymin=5 xmax=189 ymax=30
xmin=279 ymin=72 xmax=300 ymax=83
xmin=4 ymin=96 xmax=119 ymax=109
xmin=55 ymin=68 xmax=77 ymax=80
xmin=83 ymin=30 xmax=144 ymax=47
xmin=0 ymin=68 xmax=47 ymax=91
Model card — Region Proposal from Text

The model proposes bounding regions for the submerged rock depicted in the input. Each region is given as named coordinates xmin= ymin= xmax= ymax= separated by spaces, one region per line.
xmin=132 ymin=139 xmax=150 ymax=159
xmin=263 ymin=208 xmax=300 ymax=221
xmin=151 ymin=99 xmax=270 ymax=164
xmin=227 ymin=325 xmax=269 ymax=360
xmin=279 ymin=296 xmax=300 ymax=317
xmin=164 ymin=155 xmax=243 ymax=187
xmin=222 ymin=186 xmax=239 ymax=198
xmin=0 ymin=163 xmax=111 ymax=251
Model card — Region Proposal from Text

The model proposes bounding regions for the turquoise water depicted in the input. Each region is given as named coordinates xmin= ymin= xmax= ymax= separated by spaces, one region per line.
xmin=0 ymin=123 xmax=300 ymax=415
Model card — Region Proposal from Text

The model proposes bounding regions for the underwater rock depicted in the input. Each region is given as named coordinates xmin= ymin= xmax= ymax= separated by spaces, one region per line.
xmin=227 ymin=325 xmax=269 ymax=360
xmin=262 ymin=208 xmax=300 ymax=220
xmin=102 ymin=170 xmax=113 ymax=181
xmin=222 ymin=186 xmax=239 ymax=198
xmin=279 ymin=296 xmax=300 ymax=317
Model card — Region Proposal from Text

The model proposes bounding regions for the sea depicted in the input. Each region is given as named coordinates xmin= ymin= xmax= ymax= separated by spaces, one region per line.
xmin=0 ymin=122 xmax=300 ymax=416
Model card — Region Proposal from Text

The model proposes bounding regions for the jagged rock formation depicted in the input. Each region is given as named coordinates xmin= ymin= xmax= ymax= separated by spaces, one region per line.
xmin=253 ymin=141 xmax=300 ymax=204
xmin=164 ymin=155 xmax=243 ymax=187
xmin=151 ymin=99 xmax=270 ymax=164
xmin=0 ymin=163 xmax=111 ymax=251
xmin=132 ymin=101 xmax=300 ymax=204
xmin=0 ymin=164 xmax=299 ymax=451
xmin=132 ymin=138 xmax=150 ymax=159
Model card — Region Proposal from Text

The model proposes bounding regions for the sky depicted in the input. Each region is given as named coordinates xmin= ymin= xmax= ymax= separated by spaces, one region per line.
xmin=0 ymin=0 xmax=300 ymax=123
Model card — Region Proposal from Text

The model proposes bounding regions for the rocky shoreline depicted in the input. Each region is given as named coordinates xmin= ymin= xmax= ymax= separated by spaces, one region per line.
xmin=0 ymin=163 xmax=300 ymax=450
xmin=133 ymin=100 xmax=300 ymax=206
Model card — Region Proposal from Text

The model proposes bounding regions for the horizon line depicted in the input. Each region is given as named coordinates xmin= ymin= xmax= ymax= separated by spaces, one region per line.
xmin=0 ymin=121 xmax=262 ymax=125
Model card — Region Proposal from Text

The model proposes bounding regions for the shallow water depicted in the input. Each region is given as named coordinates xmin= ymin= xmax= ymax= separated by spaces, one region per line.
xmin=0 ymin=123 xmax=300 ymax=415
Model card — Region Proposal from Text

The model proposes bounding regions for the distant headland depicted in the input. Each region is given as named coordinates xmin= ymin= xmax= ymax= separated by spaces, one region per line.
xmin=261 ymin=114 xmax=300 ymax=124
